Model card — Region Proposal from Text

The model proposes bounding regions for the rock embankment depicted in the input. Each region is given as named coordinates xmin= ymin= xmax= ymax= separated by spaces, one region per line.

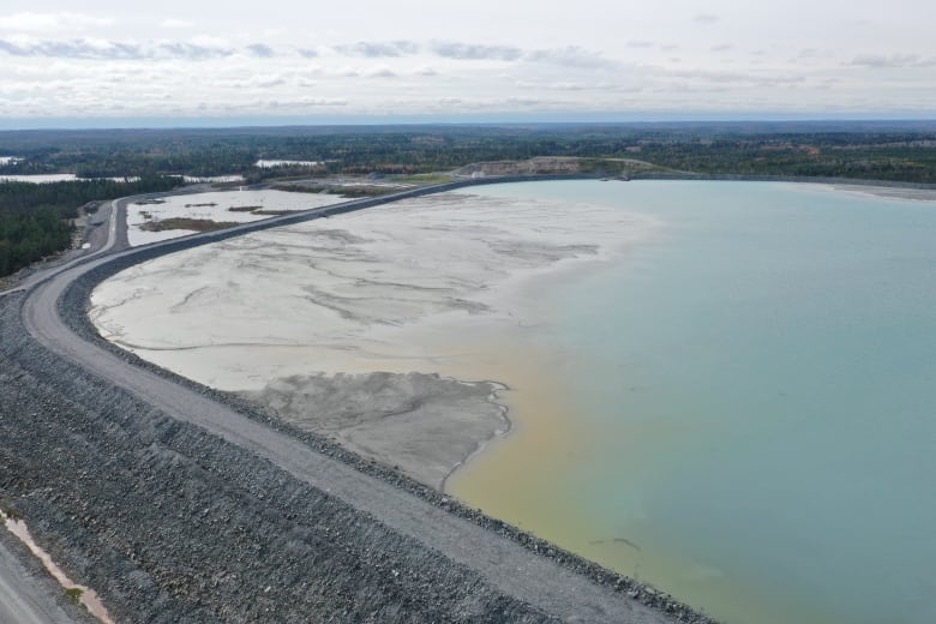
xmin=0 ymin=293 xmax=557 ymax=623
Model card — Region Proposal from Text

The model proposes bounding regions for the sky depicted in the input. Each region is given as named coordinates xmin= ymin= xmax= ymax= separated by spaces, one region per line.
xmin=1 ymin=1 xmax=935 ymax=127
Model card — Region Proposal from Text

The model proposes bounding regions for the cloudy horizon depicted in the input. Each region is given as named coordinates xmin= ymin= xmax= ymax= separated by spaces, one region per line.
xmin=1 ymin=1 xmax=934 ymax=128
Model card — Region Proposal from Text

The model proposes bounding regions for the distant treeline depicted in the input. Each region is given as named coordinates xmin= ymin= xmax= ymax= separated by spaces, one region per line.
xmin=2 ymin=122 xmax=936 ymax=183
xmin=2 ymin=122 xmax=936 ymax=277
xmin=0 ymin=177 xmax=180 ymax=277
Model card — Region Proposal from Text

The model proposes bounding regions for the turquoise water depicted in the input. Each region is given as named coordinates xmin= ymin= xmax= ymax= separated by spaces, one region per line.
xmin=471 ymin=181 xmax=936 ymax=624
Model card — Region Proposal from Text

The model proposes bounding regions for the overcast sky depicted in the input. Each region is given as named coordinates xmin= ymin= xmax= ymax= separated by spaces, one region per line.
xmin=1 ymin=1 xmax=934 ymax=126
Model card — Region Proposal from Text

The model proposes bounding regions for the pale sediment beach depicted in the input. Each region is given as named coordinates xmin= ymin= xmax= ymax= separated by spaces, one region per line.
xmin=91 ymin=190 xmax=658 ymax=489
xmin=820 ymin=183 xmax=936 ymax=202
xmin=125 ymin=188 xmax=345 ymax=246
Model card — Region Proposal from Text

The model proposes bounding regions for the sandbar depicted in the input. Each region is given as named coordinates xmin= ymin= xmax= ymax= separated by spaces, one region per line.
xmin=91 ymin=189 xmax=658 ymax=488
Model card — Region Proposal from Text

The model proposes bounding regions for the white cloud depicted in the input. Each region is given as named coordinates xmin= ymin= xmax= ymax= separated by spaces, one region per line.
xmin=525 ymin=46 xmax=618 ymax=69
xmin=0 ymin=1 xmax=935 ymax=121
xmin=334 ymin=40 xmax=420 ymax=58
xmin=190 ymin=35 xmax=231 ymax=49
xmin=848 ymin=53 xmax=936 ymax=68
xmin=0 ymin=37 xmax=248 ymax=60
xmin=246 ymin=43 xmax=276 ymax=58
xmin=161 ymin=19 xmax=194 ymax=29
xmin=693 ymin=14 xmax=719 ymax=25
xmin=363 ymin=66 xmax=398 ymax=78
xmin=156 ymin=42 xmax=233 ymax=60
xmin=662 ymin=67 xmax=806 ymax=86
xmin=517 ymin=81 xmax=621 ymax=92
xmin=231 ymin=75 xmax=288 ymax=89
xmin=296 ymin=97 xmax=348 ymax=107
xmin=0 ymin=12 xmax=114 ymax=33
xmin=0 ymin=37 xmax=144 ymax=59
xmin=430 ymin=41 xmax=522 ymax=61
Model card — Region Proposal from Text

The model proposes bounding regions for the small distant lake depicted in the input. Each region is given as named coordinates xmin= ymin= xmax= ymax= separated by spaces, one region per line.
xmin=0 ymin=174 xmax=147 ymax=184
xmin=451 ymin=180 xmax=936 ymax=624
xmin=0 ymin=174 xmax=79 ymax=184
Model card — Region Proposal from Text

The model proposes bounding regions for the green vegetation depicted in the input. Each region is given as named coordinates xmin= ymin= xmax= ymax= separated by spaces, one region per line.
xmin=64 ymin=587 xmax=84 ymax=604
xmin=2 ymin=121 xmax=933 ymax=183
xmin=269 ymin=184 xmax=328 ymax=194
xmin=632 ymin=136 xmax=936 ymax=182
xmin=139 ymin=217 xmax=239 ymax=232
xmin=271 ymin=183 xmax=398 ymax=197
xmin=251 ymin=209 xmax=302 ymax=216
xmin=325 ymin=186 xmax=399 ymax=198
xmin=578 ymin=157 xmax=670 ymax=175
xmin=0 ymin=205 xmax=73 ymax=277
xmin=0 ymin=177 xmax=180 ymax=277
xmin=393 ymin=173 xmax=453 ymax=184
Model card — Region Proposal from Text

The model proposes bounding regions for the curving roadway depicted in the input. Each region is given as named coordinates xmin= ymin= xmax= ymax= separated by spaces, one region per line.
xmin=10 ymin=178 xmax=691 ymax=623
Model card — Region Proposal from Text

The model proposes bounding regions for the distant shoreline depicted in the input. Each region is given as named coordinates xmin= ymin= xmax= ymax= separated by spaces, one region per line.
xmin=621 ymin=170 xmax=936 ymax=188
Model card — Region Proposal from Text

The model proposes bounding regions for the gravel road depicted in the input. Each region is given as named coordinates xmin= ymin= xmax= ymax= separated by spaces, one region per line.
xmin=0 ymin=533 xmax=95 ymax=624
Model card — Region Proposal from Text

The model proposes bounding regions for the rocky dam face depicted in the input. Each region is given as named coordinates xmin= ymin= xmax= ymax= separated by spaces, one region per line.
xmin=1 ymin=293 xmax=557 ymax=623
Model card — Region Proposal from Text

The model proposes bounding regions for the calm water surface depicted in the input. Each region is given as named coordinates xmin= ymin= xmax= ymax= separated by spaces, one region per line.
xmin=451 ymin=181 xmax=936 ymax=624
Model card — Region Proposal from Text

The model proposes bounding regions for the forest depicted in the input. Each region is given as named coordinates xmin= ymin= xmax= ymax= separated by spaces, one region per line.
xmin=2 ymin=121 xmax=936 ymax=278
xmin=0 ymin=177 xmax=180 ymax=277
xmin=3 ymin=121 xmax=936 ymax=182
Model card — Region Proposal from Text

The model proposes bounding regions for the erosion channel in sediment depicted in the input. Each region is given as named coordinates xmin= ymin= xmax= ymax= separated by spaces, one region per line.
xmin=2 ymin=180 xmax=717 ymax=623
xmin=90 ymin=190 xmax=660 ymax=492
